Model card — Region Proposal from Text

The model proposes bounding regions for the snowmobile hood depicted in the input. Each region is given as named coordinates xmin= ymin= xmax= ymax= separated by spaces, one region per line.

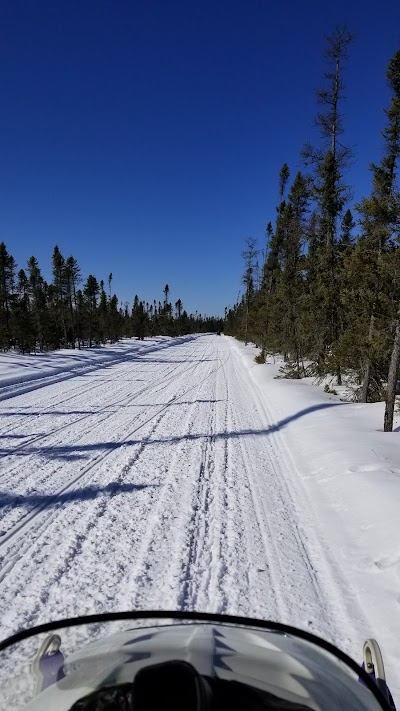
xmin=0 ymin=612 xmax=390 ymax=711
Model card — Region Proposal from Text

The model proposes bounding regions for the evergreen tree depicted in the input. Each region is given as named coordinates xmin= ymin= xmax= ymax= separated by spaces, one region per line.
xmin=109 ymin=294 xmax=121 ymax=341
xmin=262 ymin=165 xmax=290 ymax=297
xmin=132 ymin=295 xmax=149 ymax=340
xmin=83 ymin=275 xmax=99 ymax=347
xmin=13 ymin=269 xmax=34 ymax=352
xmin=303 ymin=25 xmax=354 ymax=384
xmin=242 ymin=238 xmax=257 ymax=346
xmin=65 ymin=255 xmax=81 ymax=347
xmin=275 ymin=173 xmax=311 ymax=375
xmin=382 ymin=50 xmax=400 ymax=430
xmin=51 ymin=245 xmax=68 ymax=345
xmin=354 ymin=49 xmax=400 ymax=408
xmin=338 ymin=209 xmax=355 ymax=256
xmin=98 ymin=281 xmax=108 ymax=343
xmin=0 ymin=242 xmax=16 ymax=349
xmin=175 ymin=299 xmax=183 ymax=335
xmin=163 ymin=284 xmax=170 ymax=310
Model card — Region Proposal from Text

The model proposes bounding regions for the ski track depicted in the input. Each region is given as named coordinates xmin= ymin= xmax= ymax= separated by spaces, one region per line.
xmin=0 ymin=334 xmax=363 ymax=662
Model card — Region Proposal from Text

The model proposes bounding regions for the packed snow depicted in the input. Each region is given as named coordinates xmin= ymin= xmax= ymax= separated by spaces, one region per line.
xmin=0 ymin=334 xmax=398 ymax=701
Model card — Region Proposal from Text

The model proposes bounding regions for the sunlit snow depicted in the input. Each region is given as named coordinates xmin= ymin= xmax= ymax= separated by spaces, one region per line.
xmin=0 ymin=334 xmax=398 ymax=700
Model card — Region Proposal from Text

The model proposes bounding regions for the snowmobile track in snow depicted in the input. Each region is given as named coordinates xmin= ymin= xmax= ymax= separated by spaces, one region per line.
xmin=0 ymin=336 xmax=199 ymax=404
xmin=0 ymin=342 xmax=200 ymax=467
xmin=0 ymin=340 xmax=230 ymax=586
xmin=0 ymin=335 xmax=359 ymax=656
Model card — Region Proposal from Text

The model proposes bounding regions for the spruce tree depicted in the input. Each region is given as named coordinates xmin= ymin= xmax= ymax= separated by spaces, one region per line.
xmin=65 ymin=256 xmax=81 ymax=347
xmin=262 ymin=165 xmax=290 ymax=297
xmin=276 ymin=173 xmax=310 ymax=375
xmin=381 ymin=50 xmax=400 ymax=430
xmin=13 ymin=269 xmax=34 ymax=353
xmin=51 ymin=245 xmax=67 ymax=344
xmin=0 ymin=243 xmax=16 ymax=349
xmin=83 ymin=275 xmax=99 ymax=347
xmin=303 ymin=25 xmax=354 ymax=384
xmin=242 ymin=238 xmax=257 ymax=346
xmin=98 ymin=281 xmax=108 ymax=343
xmin=109 ymin=294 xmax=121 ymax=341
xmin=355 ymin=49 xmax=400 ymax=407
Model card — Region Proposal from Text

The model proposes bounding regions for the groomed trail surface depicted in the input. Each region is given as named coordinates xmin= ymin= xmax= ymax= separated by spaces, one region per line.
xmin=0 ymin=335 xmax=361 ymax=653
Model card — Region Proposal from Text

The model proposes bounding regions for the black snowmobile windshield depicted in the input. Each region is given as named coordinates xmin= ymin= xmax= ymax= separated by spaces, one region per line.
xmin=0 ymin=612 xmax=392 ymax=711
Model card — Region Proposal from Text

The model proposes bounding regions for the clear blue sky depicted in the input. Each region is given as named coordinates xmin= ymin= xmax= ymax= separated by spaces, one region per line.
xmin=1 ymin=1 xmax=399 ymax=316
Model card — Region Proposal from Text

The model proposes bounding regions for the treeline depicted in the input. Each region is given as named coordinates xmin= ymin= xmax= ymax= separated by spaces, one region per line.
xmin=225 ymin=28 xmax=400 ymax=431
xmin=0 ymin=244 xmax=222 ymax=352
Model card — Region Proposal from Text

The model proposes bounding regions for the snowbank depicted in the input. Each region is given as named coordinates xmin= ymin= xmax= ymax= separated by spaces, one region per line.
xmin=230 ymin=338 xmax=400 ymax=696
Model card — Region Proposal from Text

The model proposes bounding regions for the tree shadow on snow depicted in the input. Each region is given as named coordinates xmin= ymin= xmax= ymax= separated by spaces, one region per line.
xmin=0 ymin=481 xmax=159 ymax=512
xmin=0 ymin=400 xmax=226 ymax=421
xmin=0 ymin=402 xmax=344 ymax=461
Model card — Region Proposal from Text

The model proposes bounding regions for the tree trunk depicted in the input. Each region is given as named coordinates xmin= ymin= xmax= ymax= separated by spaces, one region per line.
xmin=68 ymin=292 xmax=75 ymax=348
xmin=384 ymin=309 xmax=400 ymax=432
xmin=244 ymin=297 xmax=249 ymax=346
xmin=296 ymin=348 xmax=301 ymax=379
xmin=360 ymin=313 xmax=375 ymax=402
xmin=360 ymin=360 xmax=371 ymax=403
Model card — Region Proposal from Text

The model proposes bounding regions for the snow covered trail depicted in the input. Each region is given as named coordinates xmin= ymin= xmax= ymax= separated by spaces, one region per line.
xmin=0 ymin=335 xmax=359 ymax=653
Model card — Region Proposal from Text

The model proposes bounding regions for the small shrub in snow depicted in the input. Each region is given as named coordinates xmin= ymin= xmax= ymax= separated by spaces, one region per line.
xmin=324 ymin=383 xmax=338 ymax=396
xmin=276 ymin=362 xmax=304 ymax=379
xmin=254 ymin=350 xmax=266 ymax=364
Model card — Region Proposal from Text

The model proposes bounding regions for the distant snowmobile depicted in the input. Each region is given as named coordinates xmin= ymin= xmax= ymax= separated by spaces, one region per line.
xmin=0 ymin=611 xmax=396 ymax=711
